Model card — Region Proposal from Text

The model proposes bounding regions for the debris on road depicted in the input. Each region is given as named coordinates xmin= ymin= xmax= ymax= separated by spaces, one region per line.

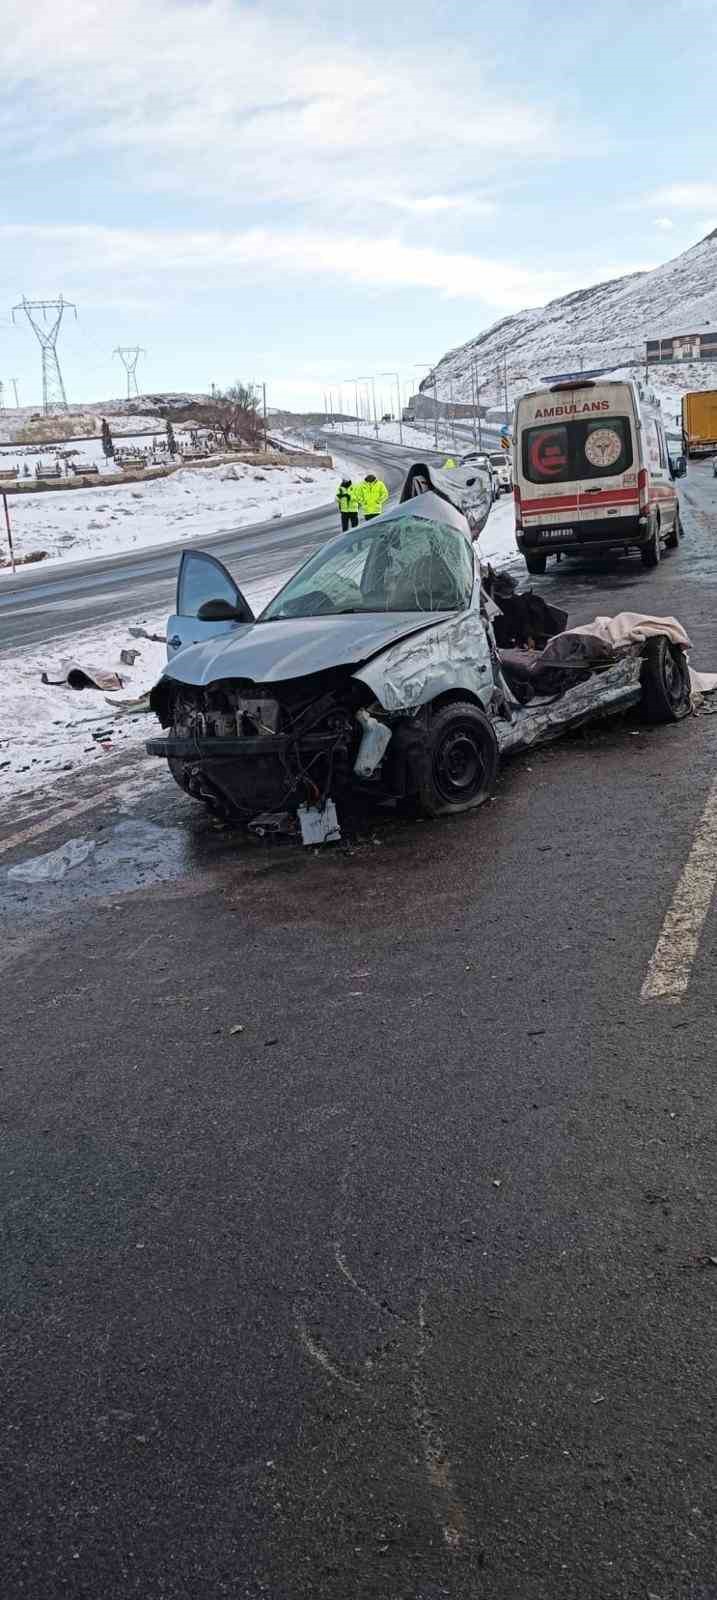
xmin=129 ymin=626 xmax=167 ymax=643
xmin=7 ymin=836 xmax=95 ymax=883
xmin=298 ymin=800 xmax=341 ymax=846
xmin=41 ymin=661 xmax=125 ymax=692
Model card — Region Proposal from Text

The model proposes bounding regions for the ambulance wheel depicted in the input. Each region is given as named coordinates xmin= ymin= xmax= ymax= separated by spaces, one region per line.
xmin=640 ymin=636 xmax=691 ymax=723
xmin=524 ymin=553 xmax=547 ymax=576
xmin=666 ymin=507 xmax=681 ymax=550
xmin=640 ymin=517 xmax=661 ymax=567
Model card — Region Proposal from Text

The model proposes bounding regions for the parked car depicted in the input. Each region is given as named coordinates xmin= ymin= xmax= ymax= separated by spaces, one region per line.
xmin=488 ymin=450 xmax=513 ymax=494
xmin=145 ymin=463 xmax=692 ymax=832
xmin=459 ymin=450 xmax=499 ymax=500
xmin=513 ymin=376 xmax=686 ymax=576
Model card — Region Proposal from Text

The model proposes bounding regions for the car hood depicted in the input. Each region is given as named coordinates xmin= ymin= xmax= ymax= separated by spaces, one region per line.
xmin=164 ymin=612 xmax=452 ymax=687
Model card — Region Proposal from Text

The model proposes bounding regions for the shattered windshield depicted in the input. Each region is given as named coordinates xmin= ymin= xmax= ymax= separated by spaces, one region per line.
xmin=259 ymin=514 xmax=474 ymax=620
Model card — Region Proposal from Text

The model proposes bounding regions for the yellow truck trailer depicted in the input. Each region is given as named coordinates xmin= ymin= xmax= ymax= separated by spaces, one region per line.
xmin=681 ymin=390 xmax=717 ymax=457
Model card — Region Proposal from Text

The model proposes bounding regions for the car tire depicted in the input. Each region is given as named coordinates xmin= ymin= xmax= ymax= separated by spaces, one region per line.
xmin=640 ymin=518 xmax=661 ymax=568
xmin=640 ymin=636 xmax=691 ymax=723
xmin=417 ymin=701 xmax=499 ymax=817
xmin=666 ymin=507 xmax=681 ymax=549
xmin=524 ymin=553 xmax=547 ymax=576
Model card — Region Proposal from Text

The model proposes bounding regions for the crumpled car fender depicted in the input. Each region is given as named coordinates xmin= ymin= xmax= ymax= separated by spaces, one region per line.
xmin=353 ymin=610 xmax=494 ymax=714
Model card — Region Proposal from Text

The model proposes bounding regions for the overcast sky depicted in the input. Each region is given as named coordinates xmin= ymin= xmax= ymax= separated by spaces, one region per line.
xmin=1 ymin=0 xmax=716 ymax=412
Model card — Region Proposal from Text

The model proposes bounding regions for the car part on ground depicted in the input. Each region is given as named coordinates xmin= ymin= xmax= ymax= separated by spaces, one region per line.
xmin=145 ymin=462 xmax=708 ymax=836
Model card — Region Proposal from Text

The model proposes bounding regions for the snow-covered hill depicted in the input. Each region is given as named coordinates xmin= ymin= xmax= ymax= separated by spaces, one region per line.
xmin=427 ymin=228 xmax=717 ymax=414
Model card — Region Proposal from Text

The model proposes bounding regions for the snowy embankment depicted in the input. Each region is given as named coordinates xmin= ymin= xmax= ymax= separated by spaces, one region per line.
xmin=0 ymin=496 xmax=518 ymax=803
xmin=1 ymin=459 xmax=340 ymax=568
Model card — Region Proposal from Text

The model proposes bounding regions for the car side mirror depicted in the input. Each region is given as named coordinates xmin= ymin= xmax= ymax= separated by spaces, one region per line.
xmin=197 ymin=598 xmax=245 ymax=621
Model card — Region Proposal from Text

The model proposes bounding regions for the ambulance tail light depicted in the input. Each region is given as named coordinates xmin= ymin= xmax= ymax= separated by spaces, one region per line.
xmin=513 ymin=484 xmax=522 ymax=530
xmin=638 ymin=467 xmax=649 ymax=515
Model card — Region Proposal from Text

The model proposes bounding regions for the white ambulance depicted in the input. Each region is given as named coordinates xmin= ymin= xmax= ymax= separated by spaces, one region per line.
xmin=513 ymin=376 xmax=685 ymax=576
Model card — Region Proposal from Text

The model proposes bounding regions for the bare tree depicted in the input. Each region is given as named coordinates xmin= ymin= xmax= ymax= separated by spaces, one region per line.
xmin=193 ymin=383 xmax=262 ymax=449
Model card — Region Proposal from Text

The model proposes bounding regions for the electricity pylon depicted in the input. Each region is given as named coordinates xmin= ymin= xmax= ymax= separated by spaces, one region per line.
xmin=114 ymin=346 xmax=145 ymax=399
xmin=12 ymin=295 xmax=77 ymax=413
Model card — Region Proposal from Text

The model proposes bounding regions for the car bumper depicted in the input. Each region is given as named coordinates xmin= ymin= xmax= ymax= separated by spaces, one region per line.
xmin=147 ymin=730 xmax=348 ymax=814
xmin=518 ymin=514 xmax=649 ymax=553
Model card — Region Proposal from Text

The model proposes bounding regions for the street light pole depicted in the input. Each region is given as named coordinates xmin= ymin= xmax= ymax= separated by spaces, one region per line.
xmin=344 ymin=378 xmax=362 ymax=437
xmin=380 ymin=372 xmax=403 ymax=444
xmin=357 ymin=375 xmax=379 ymax=439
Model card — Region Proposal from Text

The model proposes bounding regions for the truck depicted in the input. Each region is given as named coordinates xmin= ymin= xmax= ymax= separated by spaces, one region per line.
xmin=681 ymin=390 xmax=717 ymax=458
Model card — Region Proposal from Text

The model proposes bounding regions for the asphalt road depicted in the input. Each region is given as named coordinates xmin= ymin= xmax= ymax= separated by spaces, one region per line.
xmin=3 ymin=462 xmax=717 ymax=1599
xmin=0 ymin=437 xmax=434 ymax=651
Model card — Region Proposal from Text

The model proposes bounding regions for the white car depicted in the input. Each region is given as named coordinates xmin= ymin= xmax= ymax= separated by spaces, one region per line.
xmin=460 ymin=451 xmax=499 ymax=500
xmin=488 ymin=451 xmax=513 ymax=494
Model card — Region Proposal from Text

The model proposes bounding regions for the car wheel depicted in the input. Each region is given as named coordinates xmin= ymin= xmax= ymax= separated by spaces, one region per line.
xmin=640 ymin=636 xmax=691 ymax=723
xmin=640 ymin=518 xmax=661 ymax=568
xmin=524 ymin=553 xmax=547 ymax=576
xmin=666 ymin=506 xmax=681 ymax=549
xmin=417 ymin=701 xmax=499 ymax=817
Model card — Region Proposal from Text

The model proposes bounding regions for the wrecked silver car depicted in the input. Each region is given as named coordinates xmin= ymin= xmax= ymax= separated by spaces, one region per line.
xmin=146 ymin=461 xmax=692 ymax=831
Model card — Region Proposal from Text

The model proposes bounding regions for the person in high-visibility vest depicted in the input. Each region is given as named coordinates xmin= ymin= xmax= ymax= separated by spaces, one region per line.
xmin=357 ymin=473 xmax=388 ymax=520
xmin=336 ymin=478 xmax=360 ymax=531
xmin=443 ymin=456 xmax=458 ymax=469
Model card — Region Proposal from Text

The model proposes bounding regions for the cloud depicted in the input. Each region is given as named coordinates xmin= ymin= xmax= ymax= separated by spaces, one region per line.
xmin=643 ymin=183 xmax=717 ymax=211
xmin=654 ymin=217 xmax=675 ymax=231
xmin=0 ymin=0 xmax=590 ymax=219
xmin=0 ymin=221 xmax=646 ymax=312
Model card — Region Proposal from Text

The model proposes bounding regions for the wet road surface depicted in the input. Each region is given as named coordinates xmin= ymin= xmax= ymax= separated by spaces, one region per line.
xmin=3 ymin=463 xmax=717 ymax=1599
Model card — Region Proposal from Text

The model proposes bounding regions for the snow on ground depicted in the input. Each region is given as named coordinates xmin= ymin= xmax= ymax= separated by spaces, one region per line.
xmin=1 ymin=459 xmax=339 ymax=567
xmin=0 ymin=572 xmax=289 ymax=802
xmin=475 ymin=493 xmax=519 ymax=568
xmin=0 ymin=429 xmax=183 ymax=476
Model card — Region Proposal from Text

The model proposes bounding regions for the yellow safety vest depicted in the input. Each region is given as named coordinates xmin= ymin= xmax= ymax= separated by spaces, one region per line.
xmin=361 ymin=479 xmax=388 ymax=515
xmin=336 ymin=483 xmax=359 ymax=512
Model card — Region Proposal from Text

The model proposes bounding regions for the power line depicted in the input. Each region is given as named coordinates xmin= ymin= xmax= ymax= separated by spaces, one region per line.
xmin=113 ymin=346 xmax=146 ymax=399
xmin=11 ymin=295 xmax=78 ymax=414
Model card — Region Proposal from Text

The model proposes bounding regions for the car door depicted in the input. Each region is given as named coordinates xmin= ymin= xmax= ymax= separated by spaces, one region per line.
xmin=166 ymin=550 xmax=255 ymax=660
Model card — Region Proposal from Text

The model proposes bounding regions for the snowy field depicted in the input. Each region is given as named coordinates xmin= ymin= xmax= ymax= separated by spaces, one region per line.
xmin=1 ymin=458 xmax=341 ymax=567
xmin=1 ymin=493 xmax=519 ymax=802
xmin=0 ymin=428 xmax=179 ymax=474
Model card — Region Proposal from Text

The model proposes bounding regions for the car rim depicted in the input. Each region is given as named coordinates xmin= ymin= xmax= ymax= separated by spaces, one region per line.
xmin=663 ymin=647 xmax=686 ymax=706
xmin=433 ymin=726 xmax=486 ymax=803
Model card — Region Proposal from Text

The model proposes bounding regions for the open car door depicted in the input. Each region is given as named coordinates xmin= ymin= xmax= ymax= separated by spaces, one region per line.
xmin=167 ymin=550 xmax=255 ymax=659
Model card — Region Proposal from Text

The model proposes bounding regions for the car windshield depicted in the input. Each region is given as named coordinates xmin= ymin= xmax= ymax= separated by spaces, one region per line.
xmin=260 ymin=513 xmax=474 ymax=620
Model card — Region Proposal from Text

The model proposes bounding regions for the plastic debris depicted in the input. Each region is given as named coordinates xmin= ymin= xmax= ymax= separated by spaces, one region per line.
xmin=248 ymin=810 xmax=295 ymax=838
xmin=229 ymin=1024 xmax=245 ymax=1036
xmin=41 ymin=661 xmax=125 ymax=692
xmin=120 ymin=648 xmax=141 ymax=666
xmin=8 ymin=836 xmax=96 ymax=884
xmin=353 ymin=708 xmax=392 ymax=777
xmin=298 ymin=800 xmax=341 ymax=846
